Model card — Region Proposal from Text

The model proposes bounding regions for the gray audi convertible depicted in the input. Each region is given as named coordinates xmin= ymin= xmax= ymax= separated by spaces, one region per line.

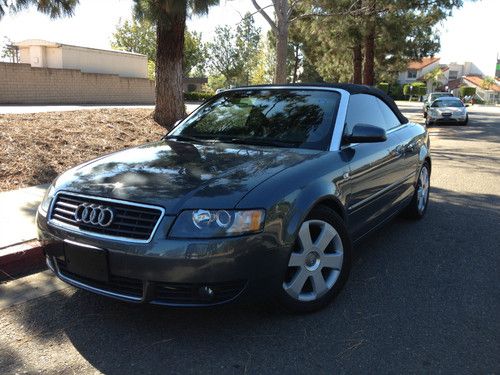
xmin=37 ymin=84 xmax=431 ymax=312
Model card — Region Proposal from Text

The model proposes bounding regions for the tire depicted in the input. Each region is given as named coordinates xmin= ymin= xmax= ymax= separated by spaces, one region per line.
xmin=278 ymin=206 xmax=352 ymax=313
xmin=402 ymin=162 xmax=430 ymax=219
xmin=460 ymin=114 xmax=468 ymax=126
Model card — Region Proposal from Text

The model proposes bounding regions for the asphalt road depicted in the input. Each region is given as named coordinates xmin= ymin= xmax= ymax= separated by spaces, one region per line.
xmin=1 ymin=103 xmax=499 ymax=374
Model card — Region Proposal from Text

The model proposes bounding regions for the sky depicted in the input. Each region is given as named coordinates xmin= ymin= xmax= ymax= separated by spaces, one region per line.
xmin=0 ymin=0 xmax=498 ymax=76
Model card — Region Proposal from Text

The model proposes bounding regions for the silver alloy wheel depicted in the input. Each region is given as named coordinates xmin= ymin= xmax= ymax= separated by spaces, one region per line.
xmin=417 ymin=165 xmax=430 ymax=213
xmin=283 ymin=220 xmax=343 ymax=302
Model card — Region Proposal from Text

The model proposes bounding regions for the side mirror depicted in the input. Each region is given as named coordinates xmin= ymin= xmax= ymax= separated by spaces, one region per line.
xmin=344 ymin=124 xmax=387 ymax=144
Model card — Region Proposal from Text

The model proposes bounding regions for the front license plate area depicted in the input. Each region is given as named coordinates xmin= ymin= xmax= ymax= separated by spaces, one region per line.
xmin=64 ymin=241 xmax=109 ymax=282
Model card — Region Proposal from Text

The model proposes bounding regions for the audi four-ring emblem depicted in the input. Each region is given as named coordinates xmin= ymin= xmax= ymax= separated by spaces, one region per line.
xmin=74 ymin=203 xmax=115 ymax=227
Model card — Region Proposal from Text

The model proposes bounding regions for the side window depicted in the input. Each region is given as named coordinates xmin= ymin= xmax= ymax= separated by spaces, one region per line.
xmin=344 ymin=94 xmax=386 ymax=135
xmin=376 ymin=98 xmax=401 ymax=130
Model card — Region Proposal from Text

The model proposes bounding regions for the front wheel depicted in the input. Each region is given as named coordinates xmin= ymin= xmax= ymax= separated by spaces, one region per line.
xmin=460 ymin=114 xmax=469 ymax=126
xmin=279 ymin=206 xmax=351 ymax=313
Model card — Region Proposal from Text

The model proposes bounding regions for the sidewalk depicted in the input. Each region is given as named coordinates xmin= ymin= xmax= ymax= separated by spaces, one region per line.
xmin=0 ymin=185 xmax=48 ymax=280
xmin=0 ymin=184 xmax=48 ymax=249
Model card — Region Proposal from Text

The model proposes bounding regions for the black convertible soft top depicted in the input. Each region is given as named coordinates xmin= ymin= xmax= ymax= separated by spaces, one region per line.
xmin=232 ymin=83 xmax=409 ymax=125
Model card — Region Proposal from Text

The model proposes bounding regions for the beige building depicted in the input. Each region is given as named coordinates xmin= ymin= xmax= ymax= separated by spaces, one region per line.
xmin=14 ymin=39 xmax=148 ymax=78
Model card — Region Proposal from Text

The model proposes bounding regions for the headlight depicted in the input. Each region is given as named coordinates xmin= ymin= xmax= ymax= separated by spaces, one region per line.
xmin=169 ymin=209 xmax=265 ymax=238
xmin=38 ymin=184 xmax=56 ymax=215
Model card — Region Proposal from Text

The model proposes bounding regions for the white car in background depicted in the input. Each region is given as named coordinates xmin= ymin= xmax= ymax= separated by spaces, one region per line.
xmin=425 ymin=97 xmax=469 ymax=126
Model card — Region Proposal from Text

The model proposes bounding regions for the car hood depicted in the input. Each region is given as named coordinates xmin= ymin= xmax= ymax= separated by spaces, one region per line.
xmin=54 ymin=140 xmax=322 ymax=214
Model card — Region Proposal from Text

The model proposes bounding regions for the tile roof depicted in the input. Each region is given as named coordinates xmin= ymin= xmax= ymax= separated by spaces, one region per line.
xmin=464 ymin=76 xmax=500 ymax=92
xmin=408 ymin=57 xmax=440 ymax=70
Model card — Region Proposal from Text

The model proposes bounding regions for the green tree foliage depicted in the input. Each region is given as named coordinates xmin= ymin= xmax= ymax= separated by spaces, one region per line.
xmin=207 ymin=25 xmax=243 ymax=85
xmin=249 ymin=37 xmax=274 ymax=85
xmin=0 ymin=0 xmax=78 ymax=19
xmin=112 ymin=19 xmax=156 ymax=61
xmin=206 ymin=13 xmax=261 ymax=86
xmin=295 ymin=0 xmax=463 ymax=85
xmin=235 ymin=13 xmax=261 ymax=85
xmin=184 ymin=30 xmax=206 ymax=76
xmin=481 ymin=76 xmax=495 ymax=90
xmin=459 ymin=86 xmax=476 ymax=97
xmin=112 ymin=19 xmax=206 ymax=78
xmin=1 ymin=36 xmax=18 ymax=62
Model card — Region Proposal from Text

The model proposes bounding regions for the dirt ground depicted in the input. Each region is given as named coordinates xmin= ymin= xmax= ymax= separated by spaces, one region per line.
xmin=0 ymin=109 xmax=166 ymax=192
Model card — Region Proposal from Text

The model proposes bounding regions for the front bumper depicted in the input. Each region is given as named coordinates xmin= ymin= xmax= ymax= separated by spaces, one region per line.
xmin=38 ymin=212 xmax=290 ymax=307
xmin=427 ymin=113 xmax=467 ymax=123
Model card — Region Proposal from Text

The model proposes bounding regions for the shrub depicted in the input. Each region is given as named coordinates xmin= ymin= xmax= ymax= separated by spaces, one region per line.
xmin=388 ymin=83 xmax=405 ymax=100
xmin=403 ymin=82 xmax=427 ymax=97
xmin=183 ymin=91 xmax=213 ymax=101
xmin=459 ymin=86 xmax=476 ymax=98
xmin=376 ymin=82 xmax=389 ymax=93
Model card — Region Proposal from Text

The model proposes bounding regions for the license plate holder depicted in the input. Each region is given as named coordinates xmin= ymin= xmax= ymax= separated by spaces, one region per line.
xmin=64 ymin=241 xmax=109 ymax=282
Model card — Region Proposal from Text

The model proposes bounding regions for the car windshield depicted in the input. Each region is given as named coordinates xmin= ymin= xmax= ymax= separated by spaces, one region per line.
xmin=431 ymin=99 xmax=464 ymax=108
xmin=170 ymin=89 xmax=341 ymax=150
xmin=429 ymin=93 xmax=453 ymax=101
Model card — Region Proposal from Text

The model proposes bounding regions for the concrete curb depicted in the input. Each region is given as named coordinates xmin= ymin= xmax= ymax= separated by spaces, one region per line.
xmin=0 ymin=240 xmax=46 ymax=281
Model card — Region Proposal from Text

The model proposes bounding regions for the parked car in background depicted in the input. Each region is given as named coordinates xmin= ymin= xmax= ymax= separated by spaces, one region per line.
xmin=37 ymin=84 xmax=431 ymax=312
xmin=423 ymin=92 xmax=454 ymax=118
xmin=426 ymin=97 xmax=469 ymax=126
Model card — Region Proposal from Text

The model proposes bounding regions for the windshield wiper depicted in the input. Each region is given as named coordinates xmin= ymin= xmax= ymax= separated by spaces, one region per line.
xmin=220 ymin=137 xmax=298 ymax=148
xmin=162 ymin=134 xmax=207 ymax=144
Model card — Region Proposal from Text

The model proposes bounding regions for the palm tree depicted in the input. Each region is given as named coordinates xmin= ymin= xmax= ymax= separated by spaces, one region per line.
xmin=424 ymin=67 xmax=445 ymax=93
xmin=0 ymin=0 xmax=78 ymax=19
xmin=481 ymin=76 xmax=495 ymax=90
xmin=133 ymin=0 xmax=219 ymax=129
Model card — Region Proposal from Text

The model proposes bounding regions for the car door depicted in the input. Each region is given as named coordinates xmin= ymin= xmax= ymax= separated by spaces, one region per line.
xmin=342 ymin=94 xmax=407 ymax=238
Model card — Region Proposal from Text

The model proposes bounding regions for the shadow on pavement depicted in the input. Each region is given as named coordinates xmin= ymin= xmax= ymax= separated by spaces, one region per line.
xmin=3 ymin=186 xmax=499 ymax=374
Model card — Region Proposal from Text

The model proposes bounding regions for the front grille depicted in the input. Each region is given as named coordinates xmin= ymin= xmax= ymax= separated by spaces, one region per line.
xmin=153 ymin=280 xmax=246 ymax=305
xmin=56 ymin=259 xmax=144 ymax=298
xmin=50 ymin=192 xmax=163 ymax=241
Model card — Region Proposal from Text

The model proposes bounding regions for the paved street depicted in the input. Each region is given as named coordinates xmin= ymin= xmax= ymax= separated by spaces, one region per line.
xmin=1 ymin=103 xmax=499 ymax=374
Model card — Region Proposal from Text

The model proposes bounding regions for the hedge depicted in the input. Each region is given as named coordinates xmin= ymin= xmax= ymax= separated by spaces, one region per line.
xmin=403 ymin=82 xmax=427 ymax=97
xmin=184 ymin=92 xmax=213 ymax=101
xmin=459 ymin=86 xmax=476 ymax=97
xmin=376 ymin=82 xmax=389 ymax=93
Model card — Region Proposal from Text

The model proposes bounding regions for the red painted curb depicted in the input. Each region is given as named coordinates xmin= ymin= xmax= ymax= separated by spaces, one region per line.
xmin=0 ymin=241 xmax=46 ymax=281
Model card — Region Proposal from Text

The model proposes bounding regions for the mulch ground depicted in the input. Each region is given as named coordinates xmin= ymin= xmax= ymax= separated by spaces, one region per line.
xmin=0 ymin=109 xmax=166 ymax=192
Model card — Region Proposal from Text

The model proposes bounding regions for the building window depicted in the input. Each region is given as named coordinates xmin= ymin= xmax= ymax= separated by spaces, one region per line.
xmin=407 ymin=69 xmax=417 ymax=79
xmin=449 ymin=70 xmax=458 ymax=80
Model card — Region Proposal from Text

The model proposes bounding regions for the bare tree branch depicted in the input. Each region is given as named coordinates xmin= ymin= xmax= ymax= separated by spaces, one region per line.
xmin=251 ymin=0 xmax=278 ymax=32
xmin=245 ymin=4 xmax=274 ymax=20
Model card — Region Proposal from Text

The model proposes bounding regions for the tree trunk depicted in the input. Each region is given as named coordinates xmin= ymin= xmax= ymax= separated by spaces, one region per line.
xmin=154 ymin=10 xmax=186 ymax=129
xmin=292 ymin=44 xmax=300 ymax=83
xmin=274 ymin=26 xmax=289 ymax=84
xmin=352 ymin=43 xmax=363 ymax=84
xmin=362 ymin=17 xmax=375 ymax=86
xmin=273 ymin=0 xmax=289 ymax=84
